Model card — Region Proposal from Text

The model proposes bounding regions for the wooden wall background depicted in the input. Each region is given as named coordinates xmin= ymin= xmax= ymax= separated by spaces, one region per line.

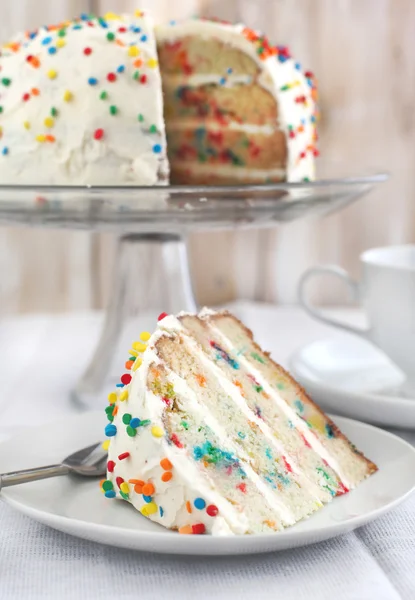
xmin=1 ymin=0 xmax=414 ymax=314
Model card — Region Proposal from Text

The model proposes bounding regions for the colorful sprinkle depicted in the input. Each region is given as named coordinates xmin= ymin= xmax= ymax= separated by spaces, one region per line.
xmin=194 ymin=497 xmax=206 ymax=510
xmin=153 ymin=144 xmax=162 ymax=154
xmin=84 ymin=47 xmax=92 ymax=55
xmin=107 ymin=32 xmax=115 ymax=41
xmin=130 ymin=418 xmax=141 ymax=428
xmin=141 ymin=501 xmax=157 ymax=516
xmin=120 ymin=482 xmax=130 ymax=495
xmin=88 ymin=77 xmax=98 ymax=85
xmin=140 ymin=331 xmax=151 ymax=342
xmin=126 ymin=426 xmax=137 ymax=437
xmin=151 ymin=426 xmax=164 ymax=438
xmin=192 ymin=523 xmax=206 ymax=535
xmin=47 ymin=70 xmax=57 ymax=79
xmin=119 ymin=390 xmax=129 ymax=401
xmin=109 ymin=105 xmax=118 ymax=115
xmin=107 ymin=460 xmax=115 ymax=473
xmin=107 ymin=72 xmax=117 ymax=82
xmin=206 ymin=504 xmax=219 ymax=517
xmin=108 ymin=392 xmax=117 ymax=404
xmin=102 ymin=440 xmax=110 ymax=451
xmin=122 ymin=413 xmax=132 ymax=425
xmin=101 ymin=479 xmax=113 ymax=491
xmin=132 ymin=341 xmax=147 ymax=353
xmin=160 ymin=458 xmax=173 ymax=471
xmin=161 ymin=472 xmax=172 ymax=482
xmin=121 ymin=373 xmax=132 ymax=385
xmin=105 ymin=424 xmax=117 ymax=437
xmin=63 ymin=90 xmax=73 ymax=102
xmin=94 ymin=128 xmax=104 ymax=140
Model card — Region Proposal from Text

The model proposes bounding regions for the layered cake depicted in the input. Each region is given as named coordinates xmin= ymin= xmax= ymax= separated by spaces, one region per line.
xmin=157 ymin=19 xmax=318 ymax=184
xmin=101 ymin=309 xmax=377 ymax=535
xmin=0 ymin=12 xmax=317 ymax=186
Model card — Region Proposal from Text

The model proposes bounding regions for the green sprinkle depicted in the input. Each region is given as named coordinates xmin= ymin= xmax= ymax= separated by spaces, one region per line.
xmin=107 ymin=413 xmax=114 ymax=423
xmin=126 ymin=425 xmax=137 ymax=437
xmin=276 ymin=382 xmax=285 ymax=390
xmin=2 ymin=78 xmax=11 ymax=86
xmin=120 ymin=490 xmax=129 ymax=500
xmin=109 ymin=105 xmax=118 ymax=115
xmin=105 ymin=406 xmax=113 ymax=415
xmin=254 ymin=385 xmax=263 ymax=393
xmin=140 ymin=419 xmax=151 ymax=427
xmin=149 ymin=124 xmax=157 ymax=134
xmin=102 ymin=480 xmax=113 ymax=491
xmin=100 ymin=91 xmax=108 ymax=100
xmin=0 ymin=107 xmax=3 ymax=113
xmin=181 ymin=421 xmax=189 ymax=430
xmin=122 ymin=413 xmax=132 ymax=425
xmin=316 ymin=467 xmax=331 ymax=481
xmin=107 ymin=32 xmax=115 ymax=41
xmin=280 ymin=84 xmax=290 ymax=91
xmin=251 ymin=352 xmax=266 ymax=364
xmin=57 ymin=29 xmax=66 ymax=37
xmin=51 ymin=107 xmax=58 ymax=117
xmin=133 ymin=71 xmax=140 ymax=80
xmin=138 ymin=113 xmax=144 ymax=122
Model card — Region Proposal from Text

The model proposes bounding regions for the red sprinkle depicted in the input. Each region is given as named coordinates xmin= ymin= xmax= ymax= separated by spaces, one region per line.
xmin=121 ymin=373 xmax=132 ymax=385
xmin=107 ymin=460 xmax=116 ymax=473
xmin=118 ymin=452 xmax=130 ymax=461
xmin=282 ymin=455 xmax=293 ymax=473
xmin=161 ymin=396 xmax=171 ymax=405
xmin=170 ymin=434 xmax=183 ymax=448
xmin=289 ymin=130 xmax=296 ymax=139
xmin=206 ymin=504 xmax=219 ymax=517
xmin=116 ymin=476 xmax=124 ymax=488
xmin=305 ymin=70 xmax=314 ymax=78
xmin=107 ymin=72 xmax=117 ymax=82
xmin=94 ymin=128 xmax=104 ymax=140
xmin=22 ymin=93 xmax=30 ymax=102
xmin=84 ymin=47 xmax=92 ymax=55
xmin=140 ymin=74 xmax=147 ymax=84
xmin=118 ymin=27 xmax=127 ymax=32
xmin=192 ymin=523 xmax=206 ymax=535
xmin=336 ymin=482 xmax=350 ymax=496
xmin=236 ymin=483 xmax=247 ymax=493
xmin=299 ymin=151 xmax=307 ymax=159
xmin=158 ymin=312 xmax=168 ymax=321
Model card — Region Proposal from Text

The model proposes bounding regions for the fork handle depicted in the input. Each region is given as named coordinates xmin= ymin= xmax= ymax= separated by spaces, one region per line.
xmin=0 ymin=464 xmax=69 ymax=491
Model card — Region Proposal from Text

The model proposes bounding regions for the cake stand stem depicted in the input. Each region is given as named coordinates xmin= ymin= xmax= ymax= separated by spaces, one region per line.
xmin=72 ymin=233 xmax=197 ymax=409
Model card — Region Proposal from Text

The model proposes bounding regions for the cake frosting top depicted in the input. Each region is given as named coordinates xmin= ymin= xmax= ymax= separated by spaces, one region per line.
xmin=0 ymin=11 xmax=168 ymax=185
xmin=157 ymin=19 xmax=318 ymax=182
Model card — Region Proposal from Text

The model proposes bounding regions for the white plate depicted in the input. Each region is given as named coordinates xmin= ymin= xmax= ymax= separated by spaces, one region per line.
xmin=1 ymin=411 xmax=414 ymax=556
xmin=290 ymin=337 xmax=415 ymax=429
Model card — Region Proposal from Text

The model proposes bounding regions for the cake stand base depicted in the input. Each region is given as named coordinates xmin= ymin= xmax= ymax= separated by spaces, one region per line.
xmin=71 ymin=233 xmax=197 ymax=409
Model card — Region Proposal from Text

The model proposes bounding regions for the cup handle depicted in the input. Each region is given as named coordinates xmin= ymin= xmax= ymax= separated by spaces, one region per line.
xmin=298 ymin=266 xmax=370 ymax=339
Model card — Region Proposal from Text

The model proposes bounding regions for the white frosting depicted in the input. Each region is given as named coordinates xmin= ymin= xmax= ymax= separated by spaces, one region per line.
xmin=167 ymin=118 xmax=276 ymax=136
xmin=0 ymin=13 xmax=169 ymax=185
xmin=156 ymin=20 xmax=316 ymax=182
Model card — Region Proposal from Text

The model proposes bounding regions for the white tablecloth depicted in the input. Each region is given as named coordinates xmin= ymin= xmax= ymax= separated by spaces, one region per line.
xmin=1 ymin=302 xmax=414 ymax=600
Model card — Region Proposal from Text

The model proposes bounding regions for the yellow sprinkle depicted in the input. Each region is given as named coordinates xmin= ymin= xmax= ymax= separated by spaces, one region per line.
xmin=147 ymin=58 xmax=158 ymax=69
xmin=140 ymin=332 xmax=151 ymax=342
xmin=135 ymin=10 xmax=144 ymax=17
xmin=151 ymin=426 xmax=164 ymax=438
xmin=120 ymin=482 xmax=130 ymax=495
xmin=23 ymin=121 xmax=30 ymax=130
xmin=108 ymin=392 xmax=117 ymax=405
xmin=145 ymin=501 xmax=158 ymax=515
xmin=44 ymin=117 xmax=54 ymax=128
xmin=119 ymin=390 xmax=129 ymax=402
xmin=132 ymin=341 xmax=147 ymax=353
xmin=133 ymin=358 xmax=142 ymax=372
xmin=56 ymin=39 xmax=66 ymax=48
xmin=102 ymin=440 xmax=110 ymax=451
xmin=129 ymin=349 xmax=138 ymax=357
xmin=36 ymin=134 xmax=46 ymax=143
xmin=47 ymin=69 xmax=57 ymax=79
xmin=105 ymin=12 xmax=121 ymax=20
xmin=63 ymin=90 xmax=72 ymax=102
xmin=140 ymin=505 xmax=149 ymax=516
xmin=128 ymin=46 xmax=139 ymax=57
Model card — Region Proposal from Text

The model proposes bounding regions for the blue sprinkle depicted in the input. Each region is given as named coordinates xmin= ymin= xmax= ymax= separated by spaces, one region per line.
xmin=29 ymin=31 xmax=37 ymax=39
xmin=237 ymin=432 xmax=246 ymax=439
xmin=153 ymin=144 xmax=162 ymax=154
xmin=80 ymin=13 xmax=89 ymax=20
xmin=325 ymin=424 xmax=335 ymax=438
xmin=117 ymin=65 xmax=125 ymax=73
xmin=73 ymin=24 xmax=82 ymax=30
xmin=131 ymin=26 xmax=141 ymax=33
xmin=169 ymin=20 xmax=177 ymax=25
xmin=265 ymin=447 xmax=273 ymax=460
xmin=159 ymin=506 xmax=164 ymax=517
xmin=105 ymin=424 xmax=117 ymax=437
xmin=227 ymin=68 xmax=233 ymax=74
xmin=48 ymin=47 xmax=57 ymax=55
xmin=194 ymin=497 xmax=206 ymax=510
xmin=42 ymin=36 xmax=52 ymax=45
xmin=141 ymin=34 xmax=148 ymax=42
xmin=88 ymin=77 xmax=98 ymax=85
xmin=294 ymin=399 xmax=304 ymax=413
xmin=143 ymin=495 xmax=152 ymax=503
xmin=2 ymin=147 xmax=9 ymax=156
xmin=193 ymin=446 xmax=203 ymax=460
xmin=99 ymin=18 xmax=108 ymax=28
xmin=310 ymin=115 xmax=316 ymax=123
xmin=278 ymin=55 xmax=289 ymax=63
xmin=116 ymin=383 xmax=125 ymax=388
xmin=295 ymin=62 xmax=302 ymax=70
xmin=105 ymin=490 xmax=116 ymax=498
xmin=219 ymin=77 xmax=226 ymax=85
xmin=130 ymin=417 xmax=141 ymax=428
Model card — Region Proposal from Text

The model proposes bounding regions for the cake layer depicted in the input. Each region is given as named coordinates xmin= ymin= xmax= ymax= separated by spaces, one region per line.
xmin=169 ymin=163 xmax=286 ymax=185
xmin=162 ymin=81 xmax=278 ymax=126
xmin=166 ymin=122 xmax=287 ymax=169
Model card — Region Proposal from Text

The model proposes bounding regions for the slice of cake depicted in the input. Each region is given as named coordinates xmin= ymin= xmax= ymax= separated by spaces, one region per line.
xmin=156 ymin=19 xmax=318 ymax=185
xmin=101 ymin=309 xmax=377 ymax=535
xmin=0 ymin=12 xmax=168 ymax=185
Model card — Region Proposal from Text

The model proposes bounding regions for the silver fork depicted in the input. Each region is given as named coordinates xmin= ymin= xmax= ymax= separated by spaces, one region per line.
xmin=0 ymin=442 xmax=107 ymax=491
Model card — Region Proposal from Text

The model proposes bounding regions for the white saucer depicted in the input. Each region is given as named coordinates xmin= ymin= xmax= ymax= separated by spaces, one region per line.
xmin=1 ymin=411 xmax=414 ymax=555
xmin=290 ymin=337 xmax=415 ymax=429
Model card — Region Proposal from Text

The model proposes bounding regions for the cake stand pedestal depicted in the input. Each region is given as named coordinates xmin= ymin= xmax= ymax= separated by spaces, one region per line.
xmin=0 ymin=167 xmax=388 ymax=409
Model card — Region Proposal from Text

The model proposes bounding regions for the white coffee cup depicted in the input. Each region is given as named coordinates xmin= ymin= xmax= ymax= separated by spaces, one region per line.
xmin=298 ymin=245 xmax=415 ymax=395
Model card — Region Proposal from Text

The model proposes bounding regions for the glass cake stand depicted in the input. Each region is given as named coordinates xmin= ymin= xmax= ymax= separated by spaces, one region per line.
xmin=0 ymin=168 xmax=388 ymax=408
